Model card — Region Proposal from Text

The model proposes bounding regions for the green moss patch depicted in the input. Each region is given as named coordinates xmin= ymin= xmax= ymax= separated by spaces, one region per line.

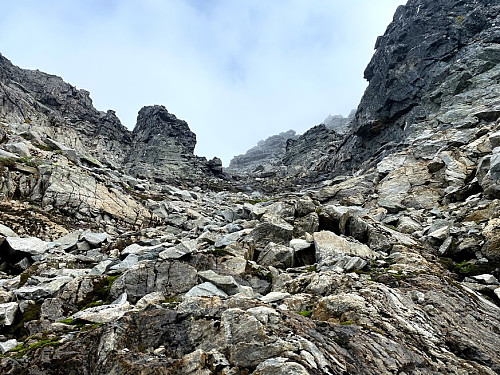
xmin=298 ymin=310 xmax=313 ymax=318
xmin=9 ymin=338 xmax=61 ymax=358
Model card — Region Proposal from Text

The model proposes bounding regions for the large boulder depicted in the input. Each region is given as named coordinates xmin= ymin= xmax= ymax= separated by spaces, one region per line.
xmin=313 ymin=231 xmax=378 ymax=270
xmin=250 ymin=216 xmax=294 ymax=247
xmin=109 ymin=260 xmax=198 ymax=303
xmin=478 ymin=148 xmax=500 ymax=198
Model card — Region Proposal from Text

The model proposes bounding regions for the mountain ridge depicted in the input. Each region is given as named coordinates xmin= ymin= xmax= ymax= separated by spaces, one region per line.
xmin=0 ymin=0 xmax=500 ymax=373
xmin=0 ymin=53 xmax=223 ymax=182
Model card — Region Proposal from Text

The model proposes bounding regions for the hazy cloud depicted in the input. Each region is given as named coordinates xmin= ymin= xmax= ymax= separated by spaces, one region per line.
xmin=0 ymin=0 xmax=407 ymax=165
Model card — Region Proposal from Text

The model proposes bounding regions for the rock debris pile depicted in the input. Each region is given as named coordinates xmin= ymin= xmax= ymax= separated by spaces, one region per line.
xmin=0 ymin=0 xmax=499 ymax=374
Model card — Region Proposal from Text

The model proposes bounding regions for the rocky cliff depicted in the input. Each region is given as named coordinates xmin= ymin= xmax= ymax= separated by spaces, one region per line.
xmin=1 ymin=0 xmax=500 ymax=374
xmin=322 ymin=110 xmax=355 ymax=134
xmin=325 ymin=0 xmax=500 ymax=175
xmin=227 ymin=130 xmax=298 ymax=175
xmin=228 ymin=111 xmax=354 ymax=179
xmin=0 ymin=53 xmax=221 ymax=181
xmin=126 ymin=105 xmax=223 ymax=182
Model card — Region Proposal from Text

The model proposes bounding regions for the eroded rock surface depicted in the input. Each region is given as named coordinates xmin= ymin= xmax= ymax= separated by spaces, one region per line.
xmin=1 ymin=0 xmax=500 ymax=374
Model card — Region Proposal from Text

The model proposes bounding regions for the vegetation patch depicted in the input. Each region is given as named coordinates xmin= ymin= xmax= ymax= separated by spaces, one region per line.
xmin=440 ymin=258 xmax=499 ymax=278
xmin=33 ymin=143 xmax=55 ymax=152
xmin=58 ymin=318 xmax=103 ymax=332
xmin=2 ymin=303 xmax=42 ymax=339
xmin=455 ymin=15 xmax=465 ymax=24
xmin=0 ymin=157 xmax=16 ymax=168
xmin=161 ymin=297 xmax=179 ymax=304
xmin=94 ymin=275 xmax=120 ymax=302
xmin=77 ymin=275 xmax=121 ymax=310
xmin=18 ymin=156 xmax=42 ymax=168
xmin=298 ymin=310 xmax=313 ymax=318
xmin=340 ymin=320 xmax=355 ymax=325
xmin=305 ymin=265 xmax=317 ymax=273
xmin=19 ymin=264 xmax=40 ymax=286
xmin=9 ymin=338 xmax=61 ymax=358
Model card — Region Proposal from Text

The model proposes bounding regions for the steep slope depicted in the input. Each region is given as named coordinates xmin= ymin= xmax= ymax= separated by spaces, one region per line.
xmin=1 ymin=1 xmax=500 ymax=374
xmin=0 ymin=53 xmax=222 ymax=181
xmin=325 ymin=0 xmax=500 ymax=174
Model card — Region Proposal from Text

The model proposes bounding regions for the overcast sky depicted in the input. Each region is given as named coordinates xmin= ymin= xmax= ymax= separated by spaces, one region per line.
xmin=0 ymin=0 xmax=406 ymax=165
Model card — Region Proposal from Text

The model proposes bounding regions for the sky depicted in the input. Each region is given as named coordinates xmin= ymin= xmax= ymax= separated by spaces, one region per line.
xmin=0 ymin=0 xmax=407 ymax=165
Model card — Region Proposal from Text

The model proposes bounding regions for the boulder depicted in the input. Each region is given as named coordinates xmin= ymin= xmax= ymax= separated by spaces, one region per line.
xmin=259 ymin=292 xmax=291 ymax=304
xmin=253 ymin=358 xmax=309 ymax=375
xmin=4 ymin=142 xmax=30 ymax=157
xmin=0 ymin=302 xmax=18 ymax=326
xmin=14 ymin=277 xmax=73 ymax=300
xmin=313 ymin=231 xmax=378 ymax=266
xmin=250 ymin=216 xmax=294 ymax=247
xmin=215 ymin=229 xmax=251 ymax=248
xmin=110 ymin=261 xmax=198 ymax=303
xmin=2 ymin=237 xmax=51 ymax=257
xmin=72 ymin=293 xmax=132 ymax=323
xmin=477 ymin=148 xmax=500 ymax=198
xmin=198 ymin=270 xmax=240 ymax=295
xmin=54 ymin=231 xmax=81 ymax=251
xmin=0 ymin=339 xmax=20 ymax=354
xmin=185 ymin=282 xmax=228 ymax=298
xmin=159 ymin=239 xmax=197 ymax=260
xmin=481 ymin=219 xmax=500 ymax=261
xmin=0 ymin=224 xmax=18 ymax=237
xmin=313 ymin=293 xmax=366 ymax=322
xmin=472 ymin=274 xmax=499 ymax=285
xmin=81 ymin=231 xmax=109 ymax=247
xmin=256 ymin=243 xmax=294 ymax=269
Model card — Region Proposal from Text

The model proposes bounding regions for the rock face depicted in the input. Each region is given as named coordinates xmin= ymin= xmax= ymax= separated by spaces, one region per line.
xmin=0 ymin=53 xmax=221 ymax=182
xmin=1 ymin=0 xmax=500 ymax=374
xmin=0 ymin=53 xmax=131 ymax=167
xmin=282 ymin=124 xmax=343 ymax=177
xmin=322 ymin=110 xmax=355 ymax=134
xmin=0 ymin=53 xmax=226 ymax=231
xmin=324 ymin=0 xmax=500 ymax=174
xmin=126 ymin=105 xmax=221 ymax=182
xmin=227 ymin=130 xmax=297 ymax=175
xmin=227 ymin=111 xmax=355 ymax=178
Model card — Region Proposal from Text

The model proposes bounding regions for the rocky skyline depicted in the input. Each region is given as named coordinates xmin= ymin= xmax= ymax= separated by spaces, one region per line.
xmin=0 ymin=1 xmax=406 ymax=165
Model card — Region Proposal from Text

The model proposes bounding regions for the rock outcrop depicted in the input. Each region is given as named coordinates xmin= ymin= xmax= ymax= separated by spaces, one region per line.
xmin=227 ymin=130 xmax=297 ymax=175
xmin=321 ymin=110 xmax=355 ymax=134
xmin=228 ymin=111 xmax=354 ymax=178
xmin=325 ymin=0 xmax=500 ymax=176
xmin=282 ymin=125 xmax=343 ymax=177
xmin=0 ymin=53 xmax=222 ymax=181
xmin=0 ymin=54 xmax=226 ymax=231
xmin=126 ymin=105 xmax=223 ymax=182
xmin=0 ymin=53 xmax=131 ymax=168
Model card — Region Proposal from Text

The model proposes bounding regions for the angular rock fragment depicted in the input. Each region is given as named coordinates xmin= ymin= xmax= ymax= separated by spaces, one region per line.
xmin=0 ymin=302 xmax=18 ymax=326
xmin=185 ymin=282 xmax=228 ymax=298
xmin=256 ymin=242 xmax=294 ymax=269
xmin=313 ymin=231 xmax=377 ymax=267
